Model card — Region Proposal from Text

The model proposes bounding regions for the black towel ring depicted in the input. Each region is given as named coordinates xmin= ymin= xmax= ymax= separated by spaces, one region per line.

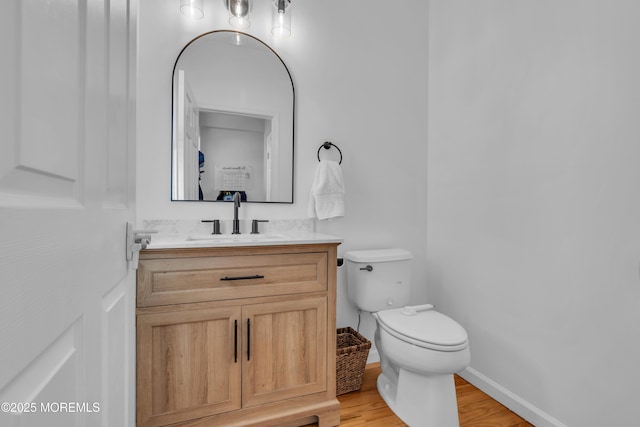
xmin=317 ymin=141 xmax=343 ymax=165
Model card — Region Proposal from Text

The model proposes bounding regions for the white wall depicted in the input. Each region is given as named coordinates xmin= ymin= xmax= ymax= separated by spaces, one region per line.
xmin=137 ymin=0 xmax=429 ymax=342
xmin=139 ymin=1 xmax=640 ymax=424
xmin=427 ymin=1 xmax=640 ymax=426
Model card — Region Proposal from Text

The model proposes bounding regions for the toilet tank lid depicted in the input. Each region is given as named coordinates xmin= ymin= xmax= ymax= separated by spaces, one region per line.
xmin=344 ymin=248 xmax=413 ymax=263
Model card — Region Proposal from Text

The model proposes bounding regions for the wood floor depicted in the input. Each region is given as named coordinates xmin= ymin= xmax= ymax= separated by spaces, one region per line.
xmin=321 ymin=363 xmax=533 ymax=426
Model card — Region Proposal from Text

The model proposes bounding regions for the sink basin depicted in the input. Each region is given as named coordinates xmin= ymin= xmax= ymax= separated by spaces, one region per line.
xmin=185 ymin=234 xmax=285 ymax=242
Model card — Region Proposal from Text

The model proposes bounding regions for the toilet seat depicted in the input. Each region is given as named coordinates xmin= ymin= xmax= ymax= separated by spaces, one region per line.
xmin=376 ymin=307 xmax=468 ymax=352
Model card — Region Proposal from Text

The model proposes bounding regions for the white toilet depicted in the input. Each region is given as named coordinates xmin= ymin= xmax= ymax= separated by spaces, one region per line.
xmin=344 ymin=249 xmax=470 ymax=427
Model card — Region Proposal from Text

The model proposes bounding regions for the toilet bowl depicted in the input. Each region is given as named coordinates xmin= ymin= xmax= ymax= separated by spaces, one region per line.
xmin=373 ymin=306 xmax=470 ymax=427
xmin=344 ymin=249 xmax=470 ymax=427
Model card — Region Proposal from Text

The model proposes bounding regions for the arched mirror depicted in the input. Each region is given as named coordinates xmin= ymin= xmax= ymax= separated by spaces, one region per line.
xmin=172 ymin=31 xmax=294 ymax=203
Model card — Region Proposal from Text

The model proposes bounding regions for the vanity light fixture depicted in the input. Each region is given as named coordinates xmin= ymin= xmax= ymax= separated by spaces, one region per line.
xmin=179 ymin=0 xmax=293 ymax=38
xmin=180 ymin=0 xmax=204 ymax=19
xmin=227 ymin=0 xmax=251 ymax=29
xmin=271 ymin=0 xmax=292 ymax=38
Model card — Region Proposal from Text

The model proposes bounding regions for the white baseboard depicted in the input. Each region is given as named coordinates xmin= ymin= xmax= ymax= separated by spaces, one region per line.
xmin=458 ymin=367 xmax=567 ymax=427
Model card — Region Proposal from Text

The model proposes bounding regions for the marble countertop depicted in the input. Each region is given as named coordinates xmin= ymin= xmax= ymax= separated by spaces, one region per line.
xmin=144 ymin=231 xmax=343 ymax=250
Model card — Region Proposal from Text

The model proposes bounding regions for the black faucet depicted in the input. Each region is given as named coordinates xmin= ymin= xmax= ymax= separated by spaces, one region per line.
xmin=232 ymin=192 xmax=241 ymax=234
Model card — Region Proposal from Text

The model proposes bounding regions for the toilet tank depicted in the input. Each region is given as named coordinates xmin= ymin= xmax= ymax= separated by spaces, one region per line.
xmin=344 ymin=248 xmax=413 ymax=312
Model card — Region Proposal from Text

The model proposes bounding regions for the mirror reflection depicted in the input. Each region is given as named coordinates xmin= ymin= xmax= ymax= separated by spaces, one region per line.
xmin=171 ymin=31 xmax=294 ymax=203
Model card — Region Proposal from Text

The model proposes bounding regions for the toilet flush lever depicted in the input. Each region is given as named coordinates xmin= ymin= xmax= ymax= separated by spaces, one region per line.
xmin=360 ymin=265 xmax=373 ymax=272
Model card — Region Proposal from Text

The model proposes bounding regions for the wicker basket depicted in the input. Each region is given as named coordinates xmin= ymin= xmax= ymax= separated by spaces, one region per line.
xmin=336 ymin=327 xmax=371 ymax=395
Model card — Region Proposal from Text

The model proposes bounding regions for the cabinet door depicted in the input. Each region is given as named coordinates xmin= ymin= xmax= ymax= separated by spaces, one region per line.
xmin=137 ymin=306 xmax=242 ymax=427
xmin=242 ymin=296 xmax=328 ymax=408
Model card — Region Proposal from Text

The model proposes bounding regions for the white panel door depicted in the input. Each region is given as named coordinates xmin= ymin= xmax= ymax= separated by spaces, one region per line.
xmin=173 ymin=69 xmax=201 ymax=200
xmin=0 ymin=1 xmax=137 ymax=426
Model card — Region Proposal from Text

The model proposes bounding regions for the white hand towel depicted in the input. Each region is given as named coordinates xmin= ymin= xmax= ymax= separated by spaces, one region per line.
xmin=308 ymin=160 xmax=345 ymax=220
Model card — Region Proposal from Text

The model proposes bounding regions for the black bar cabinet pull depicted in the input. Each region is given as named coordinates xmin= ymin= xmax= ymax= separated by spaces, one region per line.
xmin=247 ymin=319 xmax=251 ymax=361
xmin=234 ymin=319 xmax=238 ymax=363
xmin=220 ymin=275 xmax=265 ymax=281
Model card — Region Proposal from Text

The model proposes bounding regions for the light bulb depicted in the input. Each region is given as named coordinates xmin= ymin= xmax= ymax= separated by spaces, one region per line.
xmin=271 ymin=0 xmax=291 ymax=38
xmin=228 ymin=0 xmax=251 ymax=29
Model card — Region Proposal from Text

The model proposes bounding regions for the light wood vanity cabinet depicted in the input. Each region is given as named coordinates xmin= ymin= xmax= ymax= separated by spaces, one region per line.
xmin=136 ymin=244 xmax=340 ymax=427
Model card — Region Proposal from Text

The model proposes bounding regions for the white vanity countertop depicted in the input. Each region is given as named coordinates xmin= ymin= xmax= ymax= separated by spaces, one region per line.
xmin=144 ymin=231 xmax=343 ymax=250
